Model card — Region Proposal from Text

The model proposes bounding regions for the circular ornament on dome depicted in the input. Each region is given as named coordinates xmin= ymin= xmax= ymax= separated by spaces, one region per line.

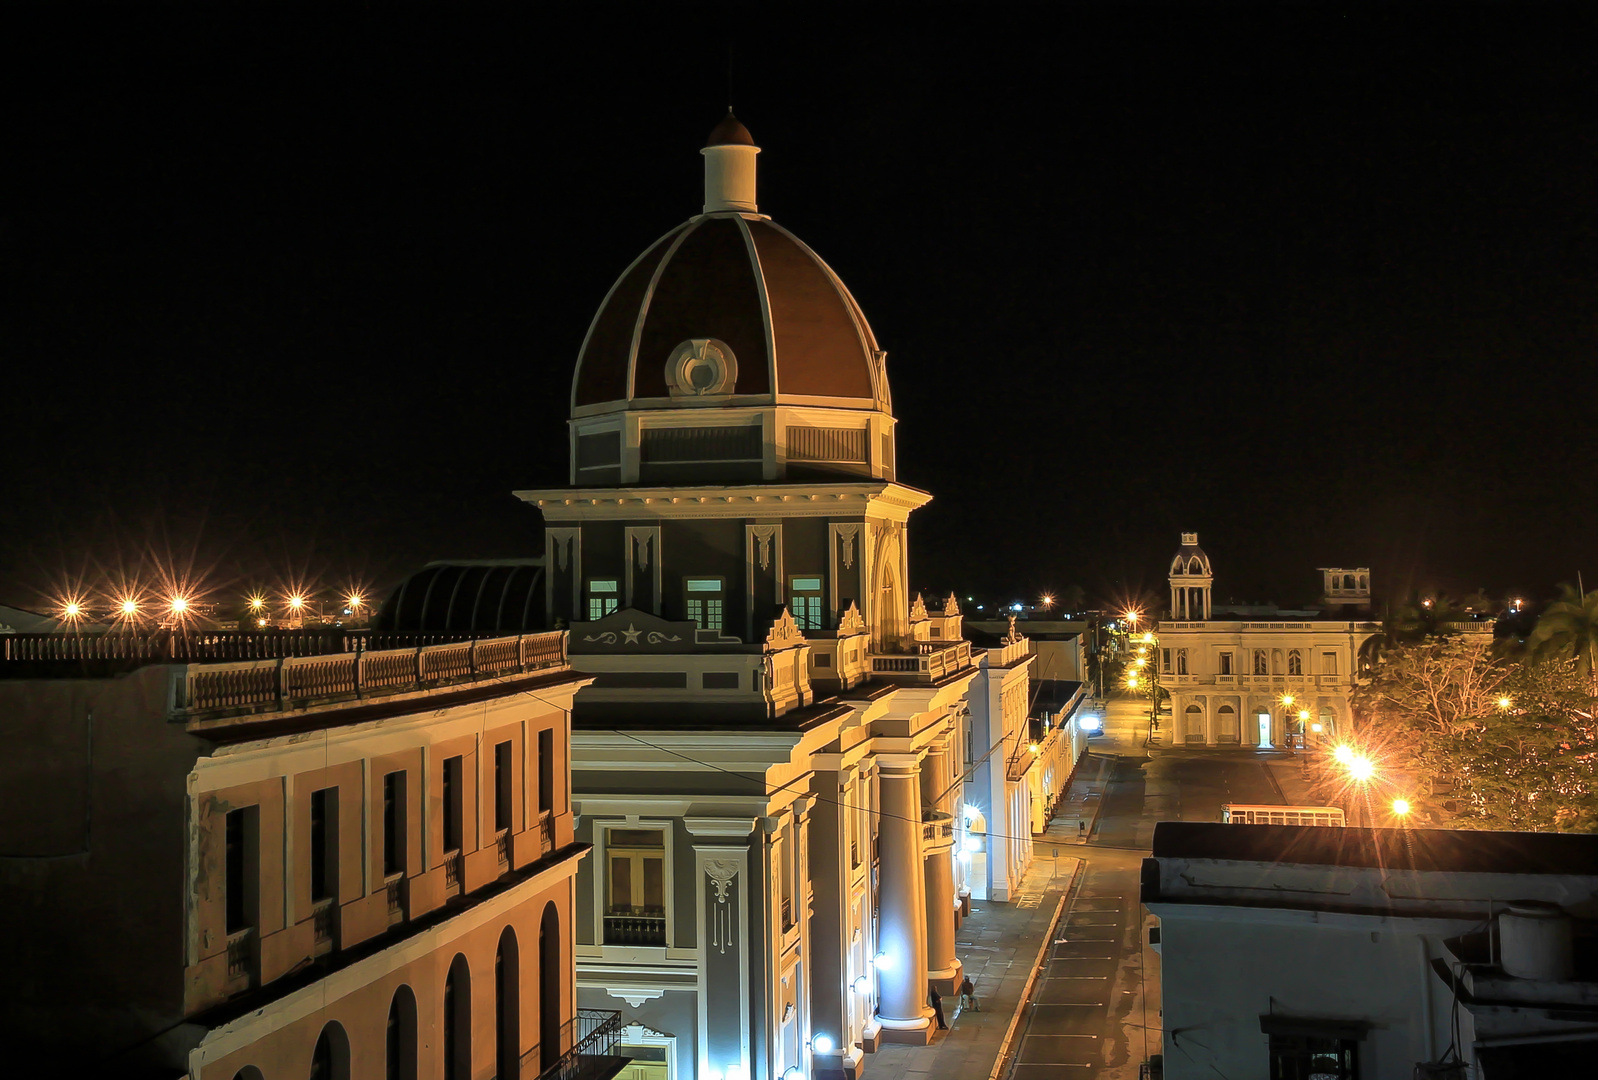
xmin=665 ymin=338 xmax=738 ymax=398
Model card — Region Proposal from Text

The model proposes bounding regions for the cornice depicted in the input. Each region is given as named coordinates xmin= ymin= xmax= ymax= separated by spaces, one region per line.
xmin=519 ymin=481 xmax=932 ymax=522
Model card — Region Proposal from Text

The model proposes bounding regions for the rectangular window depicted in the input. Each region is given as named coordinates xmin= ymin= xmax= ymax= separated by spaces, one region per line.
xmin=1322 ymin=651 xmax=1338 ymax=675
xmin=383 ymin=771 xmax=407 ymax=877
xmin=604 ymin=827 xmax=666 ymax=945
xmin=587 ymin=579 xmax=619 ymax=621
xmin=1219 ymin=651 xmax=1233 ymax=676
xmin=1268 ymin=1034 xmax=1358 ymax=1079
xmin=780 ymin=822 xmax=795 ymax=930
xmin=1160 ymin=648 xmax=1172 ymax=674
xmin=790 ymin=576 xmax=824 ymax=630
xmin=309 ymin=787 xmax=337 ymax=903
xmin=686 ymin=577 xmax=725 ymax=632
xmin=442 ymin=756 xmax=463 ymax=853
xmin=494 ymin=741 xmax=513 ymax=832
xmin=225 ymin=806 xmax=259 ymax=934
xmin=1176 ymin=649 xmax=1189 ymax=675
xmin=538 ymin=728 xmax=555 ymax=813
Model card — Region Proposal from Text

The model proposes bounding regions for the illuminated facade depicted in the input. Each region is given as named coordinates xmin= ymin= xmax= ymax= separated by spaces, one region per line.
xmin=1156 ymin=533 xmax=1380 ymax=747
xmin=0 ymin=630 xmax=608 ymax=1078
xmin=510 ymin=115 xmax=1048 ymax=1080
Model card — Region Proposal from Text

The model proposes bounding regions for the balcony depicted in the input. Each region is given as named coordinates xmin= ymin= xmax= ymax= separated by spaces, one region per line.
xmin=385 ymin=875 xmax=406 ymax=924
xmin=921 ymin=810 xmax=955 ymax=852
xmin=225 ymin=929 xmax=254 ymax=982
xmin=526 ymin=1009 xmax=628 ymax=1080
xmin=603 ymin=911 xmax=667 ymax=946
xmin=869 ymin=640 xmax=974 ymax=685
xmin=497 ymin=829 xmax=512 ymax=868
xmin=444 ymin=852 xmax=463 ymax=889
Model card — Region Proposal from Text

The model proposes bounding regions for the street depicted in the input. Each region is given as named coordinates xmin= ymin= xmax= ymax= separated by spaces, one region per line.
xmin=1005 ymin=692 xmax=1314 ymax=1078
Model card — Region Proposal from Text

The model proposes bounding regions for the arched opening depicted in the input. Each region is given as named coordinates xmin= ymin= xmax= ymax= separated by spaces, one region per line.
xmin=1343 ymin=574 xmax=1356 ymax=591
xmin=1176 ymin=649 xmax=1188 ymax=675
xmin=1184 ymin=704 xmax=1204 ymax=744
xmin=540 ymin=902 xmax=562 ymax=1071
xmin=308 ymin=1022 xmax=350 ymax=1080
xmin=386 ymin=984 xmax=418 ymax=1080
xmin=1189 ymin=558 xmax=1203 ymax=575
xmin=445 ymin=954 xmax=471 ymax=1080
xmin=1217 ymin=704 xmax=1239 ymax=743
xmin=498 ymin=927 xmax=521 ymax=1079
xmin=1318 ymin=707 xmax=1336 ymax=740
xmin=232 ymin=1069 xmax=265 ymax=1080
xmin=1288 ymin=650 xmax=1303 ymax=676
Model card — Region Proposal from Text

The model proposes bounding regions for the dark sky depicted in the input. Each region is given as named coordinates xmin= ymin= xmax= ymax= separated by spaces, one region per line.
xmin=5 ymin=4 xmax=1596 ymax=615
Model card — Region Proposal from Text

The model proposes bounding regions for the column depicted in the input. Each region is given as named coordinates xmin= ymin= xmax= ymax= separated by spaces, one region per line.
xmin=688 ymin=820 xmax=754 ymax=1080
xmin=875 ymin=758 xmax=933 ymax=1043
xmin=921 ymin=743 xmax=961 ymax=995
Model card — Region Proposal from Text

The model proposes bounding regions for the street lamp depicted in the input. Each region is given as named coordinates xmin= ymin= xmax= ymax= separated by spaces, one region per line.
xmin=1391 ymin=798 xmax=1411 ymax=818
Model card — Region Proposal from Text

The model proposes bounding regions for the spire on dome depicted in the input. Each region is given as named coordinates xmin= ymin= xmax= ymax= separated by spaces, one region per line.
xmin=702 ymin=111 xmax=760 ymax=214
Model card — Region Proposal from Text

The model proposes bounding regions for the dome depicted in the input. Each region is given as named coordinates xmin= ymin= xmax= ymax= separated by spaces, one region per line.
xmin=377 ymin=560 xmax=545 ymax=634
xmin=1170 ymin=532 xmax=1212 ymax=577
xmin=706 ymin=110 xmax=754 ymax=147
xmin=571 ymin=215 xmax=889 ymax=414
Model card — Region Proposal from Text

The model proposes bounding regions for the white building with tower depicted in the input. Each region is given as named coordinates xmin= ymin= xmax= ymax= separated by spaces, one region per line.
xmin=1154 ymin=533 xmax=1380 ymax=748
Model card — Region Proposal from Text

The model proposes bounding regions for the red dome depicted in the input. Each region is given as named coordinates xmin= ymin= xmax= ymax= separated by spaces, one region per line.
xmin=571 ymin=215 xmax=889 ymax=414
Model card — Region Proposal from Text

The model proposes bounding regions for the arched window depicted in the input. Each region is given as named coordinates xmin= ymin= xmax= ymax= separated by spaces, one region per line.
xmin=497 ymin=928 xmax=521 ymax=1080
xmin=1253 ymin=650 xmax=1269 ymax=676
xmin=1271 ymin=649 xmax=1283 ymax=675
xmin=308 ymin=1022 xmax=350 ymax=1080
xmin=540 ymin=902 xmax=562 ymax=1070
xmin=1176 ymin=650 xmax=1188 ymax=675
xmin=1189 ymin=558 xmax=1203 ymax=575
xmin=445 ymin=954 xmax=470 ymax=1080
xmin=1184 ymin=704 xmax=1204 ymax=743
xmin=1287 ymin=651 xmax=1303 ymax=676
xmin=1358 ymin=574 xmax=1367 ymax=591
xmin=1343 ymin=574 xmax=1356 ymax=591
xmin=387 ymin=985 xmax=418 ymax=1080
xmin=232 ymin=1069 xmax=265 ymax=1080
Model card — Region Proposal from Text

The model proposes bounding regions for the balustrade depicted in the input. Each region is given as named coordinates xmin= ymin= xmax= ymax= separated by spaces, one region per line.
xmin=603 ymin=913 xmax=667 ymax=946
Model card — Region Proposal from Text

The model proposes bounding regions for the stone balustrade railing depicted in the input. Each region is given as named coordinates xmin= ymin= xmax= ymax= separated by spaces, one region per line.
xmin=169 ymin=630 xmax=568 ymax=717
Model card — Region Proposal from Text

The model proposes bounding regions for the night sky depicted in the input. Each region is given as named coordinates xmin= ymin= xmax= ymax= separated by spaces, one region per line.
xmin=7 ymin=5 xmax=1596 ymax=616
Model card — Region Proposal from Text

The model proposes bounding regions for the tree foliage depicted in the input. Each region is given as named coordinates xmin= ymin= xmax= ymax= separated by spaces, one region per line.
xmin=1526 ymin=583 xmax=1598 ymax=686
xmin=1355 ymin=636 xmax=1598 ymax=832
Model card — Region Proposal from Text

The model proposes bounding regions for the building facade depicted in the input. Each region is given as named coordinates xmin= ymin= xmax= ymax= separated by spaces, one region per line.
xmin=1155 ymin=533 xmax=1380 ymax=748
xmin=0 ymin=628 xmax=609 ymax=1079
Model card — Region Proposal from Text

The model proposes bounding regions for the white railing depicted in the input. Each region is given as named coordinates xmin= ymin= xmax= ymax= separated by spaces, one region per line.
xmin=870 ymin=640 xmax=973 ymax=683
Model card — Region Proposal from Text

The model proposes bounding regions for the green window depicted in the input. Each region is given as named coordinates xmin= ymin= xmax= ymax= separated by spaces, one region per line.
xmin=790 ymin=576 xmax=824 ymax=630
xmin=588 ymin=579 xmax=619 ymax=621
xmin=686 ymin=578 xmax=724 ymax=632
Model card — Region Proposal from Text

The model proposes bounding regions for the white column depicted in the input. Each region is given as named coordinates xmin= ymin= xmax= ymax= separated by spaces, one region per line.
xmin=922 ymin=745 xmax=960 ymax=994
xmin=875 ymin=758 xmax=932 ymax=1042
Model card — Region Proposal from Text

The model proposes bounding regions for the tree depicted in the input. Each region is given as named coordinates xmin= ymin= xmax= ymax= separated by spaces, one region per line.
xmin=1354 ymin=637 xmax=1598 ymax=831
xmin=1525 ymin=583 xmax=1598 ymax=687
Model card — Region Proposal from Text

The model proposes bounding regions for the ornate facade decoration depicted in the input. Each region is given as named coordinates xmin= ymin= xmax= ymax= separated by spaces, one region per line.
xmin=909 ymin=593 xmax=928 ymax=621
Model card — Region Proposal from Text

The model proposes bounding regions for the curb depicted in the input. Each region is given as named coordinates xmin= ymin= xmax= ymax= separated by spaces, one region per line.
xmin=1078 ymin=754 xmax=1112 ymax=843
xmin=986 ymin=858 xmax=1086 ymax=1080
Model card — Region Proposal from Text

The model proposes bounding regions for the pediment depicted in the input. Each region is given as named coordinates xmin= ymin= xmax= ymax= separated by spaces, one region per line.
xmin=570 ymin=607 xmax=697 ymax=654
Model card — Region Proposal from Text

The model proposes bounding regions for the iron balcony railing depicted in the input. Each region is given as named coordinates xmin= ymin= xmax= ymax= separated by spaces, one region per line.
xmin=603 ymin=912 xmax=667 ymax=946
xmin=526 ymin=1008 xmax=626 ymax=1080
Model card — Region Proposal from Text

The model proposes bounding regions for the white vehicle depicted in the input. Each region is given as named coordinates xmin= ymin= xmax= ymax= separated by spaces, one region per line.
xmin=1221 ymin=804 xmax=1345 ymax=827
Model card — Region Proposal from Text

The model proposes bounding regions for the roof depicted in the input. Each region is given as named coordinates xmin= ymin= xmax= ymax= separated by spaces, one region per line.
xmin=571 ymin=215 xmax=889 ymax=413
xmin=706 ymin=111 xmax=754 ymax=146
xmin=377 ymin=560 xmax=546 ymax=634
xmin=1152 ymin=822 xmax=1598 ymax=877
xmin=1032 ymin=678 xmax=1084 ymax=714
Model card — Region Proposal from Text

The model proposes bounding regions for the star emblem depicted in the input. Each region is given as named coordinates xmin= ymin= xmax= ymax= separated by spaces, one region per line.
xmin=622 ymin=623 xmax=641 ymax=644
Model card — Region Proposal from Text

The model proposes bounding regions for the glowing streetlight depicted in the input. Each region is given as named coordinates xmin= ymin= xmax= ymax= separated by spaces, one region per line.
xmin=1280 ymin=694 xmax=1296 ymax=707
xmin=1297 ymin=709 xmax=1311 ymax=722
xmin=1126 ymin=676 xmax=1140 ymax=689
xmin=1348 ymin=755 xmax=1376 ymax=782
xmin=62 ymin=601 xmax=82 ymax=618
xmin=118 ymin=597 xmax=140 ymax=618
xmin=288 ymin=595 xmax=305 ymax=611
xmin=1125 ymin=610 xmax=1141 ymax=625
xmin=248 ymin=595 xmax=266 ymax=612
xmin=1132 ymin=657 xmax=1146 ymax=668
xmin=1141 ymin=632 xmax=1155 ymax=644
xmin=1391 ymin=798 xmax=1412 ymax=817
xmin=169 ymin=596 xmax=190 ymax=614
xmin=1040 ymin=594 xmax=1054 ymax=610
xmin=1136 ymin=646 xmax=1147 ymax=656
xmin=1497 ymin=696 xmax=1513 ymax=710
xmin=1332 ymin=744 xmax=1355 ymax=765
xmin=1028 ymin=741 xmax=1040 ymax=755
xmin=346 ymin=592 xmax=365 ymax=611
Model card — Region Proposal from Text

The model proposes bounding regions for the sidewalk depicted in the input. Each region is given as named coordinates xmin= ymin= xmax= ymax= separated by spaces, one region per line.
xmin=866 ymin=790 xmax=1099 ymax=1079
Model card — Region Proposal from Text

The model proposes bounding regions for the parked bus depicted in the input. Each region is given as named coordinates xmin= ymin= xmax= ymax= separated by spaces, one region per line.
xmin=1222 ymin=804 xmax=1345 ymax=827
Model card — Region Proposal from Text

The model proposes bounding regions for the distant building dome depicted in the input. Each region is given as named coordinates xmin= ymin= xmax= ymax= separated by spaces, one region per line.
xmin=705 ymin=110 xmax=755 ymax=147
xmin=1170 ymin=532 xmax=1213 ymax=578
xmin=377 ymin=560 xmax=545 ymax=634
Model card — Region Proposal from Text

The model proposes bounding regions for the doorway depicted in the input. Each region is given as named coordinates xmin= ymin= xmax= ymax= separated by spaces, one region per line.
xmin=1257 ymin=712 xmax=1272 ymax=748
